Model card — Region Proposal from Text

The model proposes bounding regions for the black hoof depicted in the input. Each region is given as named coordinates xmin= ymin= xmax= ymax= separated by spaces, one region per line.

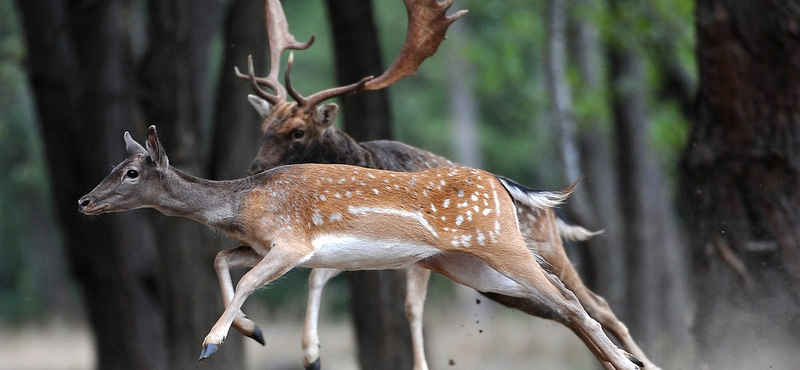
xmin=627 ymin=353 xmax=644 ymax=368
xmin=250 ymin=326 xmax=265 ymax=346
xmin=304 ymin=358 xmax=321 ymax=370
xmin=198 ymin=343 xmax=219 ymax=361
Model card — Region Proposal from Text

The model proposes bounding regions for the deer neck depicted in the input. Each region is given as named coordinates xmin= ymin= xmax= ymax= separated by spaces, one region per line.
xmin=155 ymin=167 xmax=250 ymax=231
xmin=315 ymin=128 xmax=378 ymax=167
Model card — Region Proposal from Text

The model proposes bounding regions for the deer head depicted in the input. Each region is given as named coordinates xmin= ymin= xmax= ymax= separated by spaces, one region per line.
xmin=238 ymin=0 xmax=466 ymax=174
xmin=78 ymin=126 xmax=170 ymax=215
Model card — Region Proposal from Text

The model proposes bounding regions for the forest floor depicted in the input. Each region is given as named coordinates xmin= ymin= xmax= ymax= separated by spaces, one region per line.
xmin=0 ymin=293 xmax=595 ymax=370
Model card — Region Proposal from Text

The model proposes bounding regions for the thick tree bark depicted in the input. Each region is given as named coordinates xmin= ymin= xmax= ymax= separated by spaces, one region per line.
xmin=324 ymin=0 xmax=415 ymax=369
xmin=16 ymin=0 xmax=166 ymax=369
xmin=137 ymin=1 xmax=244 ymax=369
xmin=682 ymin=1 xmax=800 ymax=368
xmin=209 ymin=0 xmax=267 ymax=181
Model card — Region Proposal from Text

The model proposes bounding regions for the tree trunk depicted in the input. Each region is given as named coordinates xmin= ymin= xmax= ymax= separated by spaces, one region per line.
xmin=16 ymin=0 xmax=166 ymax=369
xmin=570 ymin=0 xmax=627 ymax=304
xmin=682 ymin=1 xmax=800 ymax=368
xmin=324 ymin=0 xmax=415 ymax=369
xmin=448 ymin=20 xmax=484 ymax=169
xmin=209 ymin=0 xmax=267 ymax=181
xmin=138 ymin=1 xmax=244 ymax=369
xmin=608 ymin=0 xmax=690 ymax=364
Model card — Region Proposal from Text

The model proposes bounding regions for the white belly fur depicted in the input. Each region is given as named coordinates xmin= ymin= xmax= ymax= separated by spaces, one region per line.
xmin=302 ymin=234 xmax=441 ymax=270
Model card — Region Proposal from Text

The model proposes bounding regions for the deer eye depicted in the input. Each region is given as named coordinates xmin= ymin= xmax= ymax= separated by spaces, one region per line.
xmin=126 ymin=169 xmax=139 ymax=179
xmin=292 ymin=129 xmax=305 ymax=139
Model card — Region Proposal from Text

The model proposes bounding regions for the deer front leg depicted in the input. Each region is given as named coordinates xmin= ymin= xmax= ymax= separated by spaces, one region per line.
xmin=301 ymin=268 xmax=342 ymax=370
xmin=405 ymin=265 xmax=432 ymax=370
xmin=214 ymin=246 xmax=265 ymax=345
xmin=201 ymin=246 xmax=308 ymax=360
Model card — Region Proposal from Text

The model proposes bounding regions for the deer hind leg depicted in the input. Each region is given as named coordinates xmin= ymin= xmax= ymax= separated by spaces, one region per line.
xmin=405 ymin=265 xmax=432 ymax=370
xmin=553 ymin=255 xmax=660 ymax=370
xmin=213 ymin=246 xmax=265 ymax=345
xmin=533 ymin=232 xmax=660 ymax=369
xmin=302 ymin=268 xmax=342 ymax=370
xmin=421 ymin=250 xmax=642 ymax=370
xmin=201 ymin=245 xmax=308 ymax=360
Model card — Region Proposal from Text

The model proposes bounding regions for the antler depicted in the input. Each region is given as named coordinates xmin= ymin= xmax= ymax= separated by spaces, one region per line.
xmin=300 ymin=0 xmax=467 ymax=108
xmin=235 ymin=0 xmax=314 ymax=105
xmin=239 ymin=0 xmax=466 ymax=109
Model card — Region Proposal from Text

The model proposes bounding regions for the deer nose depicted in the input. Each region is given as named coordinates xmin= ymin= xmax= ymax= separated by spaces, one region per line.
xmin=78 ymin=196 xmax=92 ymax=210
xmin=247 ymin=163 xmax=265 ymax=176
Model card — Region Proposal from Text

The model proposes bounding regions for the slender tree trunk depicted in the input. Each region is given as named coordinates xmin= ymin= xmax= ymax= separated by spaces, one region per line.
xmin=17 ymin=0 xmax=166 ymax=369
xmin=569 ymin=0 xmax=627 ymax=304
xmin=138 ymin=1 xmax=244 ymax=369
xmin=448 ymin=20 xmax=483 ymax=169
xmin=682 ymin=1 xmax=800 ymax=368
xmin=324 ymin=0 xmax=414 ymax=369
xmin=607 ymin=0 xmax=690 ymax=364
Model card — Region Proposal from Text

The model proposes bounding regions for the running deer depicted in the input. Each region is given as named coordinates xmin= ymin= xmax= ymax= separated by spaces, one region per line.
xmin=78 ymin=126 xmax=644 ymax=370
xmin=236 ymin=0 xmax=659 ymax=369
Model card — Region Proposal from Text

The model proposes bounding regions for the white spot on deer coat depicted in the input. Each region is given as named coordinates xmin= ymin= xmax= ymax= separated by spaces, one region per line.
xmin=347 ymin=206 xmax=438 ymax=237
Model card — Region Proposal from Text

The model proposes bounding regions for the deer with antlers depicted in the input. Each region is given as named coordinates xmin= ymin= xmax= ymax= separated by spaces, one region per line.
xmin=232 ymin=1 xmax=660 ymax=370
xmin=78 ymin=125 xmax=645 ymax=370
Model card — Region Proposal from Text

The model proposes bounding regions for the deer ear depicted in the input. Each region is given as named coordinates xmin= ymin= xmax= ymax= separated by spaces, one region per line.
xmin=145 ymin=125 xmax=169 ymax=168
xmin=247 ymin=94 xmax=272 ymax=119
xmin=124 ymin=131 xmax=147 ymax=156
xmin=315 ymin=104 xmax=338 ymax=128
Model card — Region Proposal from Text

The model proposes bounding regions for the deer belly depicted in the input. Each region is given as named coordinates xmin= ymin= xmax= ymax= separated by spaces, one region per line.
xmin=303 ymin=234 xmax=441 ymax=270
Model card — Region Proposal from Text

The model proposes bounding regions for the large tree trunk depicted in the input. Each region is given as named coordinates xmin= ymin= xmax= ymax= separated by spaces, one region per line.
xmin=324 ymin=0 xmax=415 ymax=369
xmin=16 ymin=0 xmax=167 ymax=369
xmin=682 ymin=1 xmax=800 ymax=368
xmin=137 ymin=1 xmax=244 ymax=369
xmin=209 ymin=0 xmax=267 ymax=181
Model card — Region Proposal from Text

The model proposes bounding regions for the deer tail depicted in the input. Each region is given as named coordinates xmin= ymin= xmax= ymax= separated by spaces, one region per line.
xmin=495 ymin=176 xmax=574 ymax=210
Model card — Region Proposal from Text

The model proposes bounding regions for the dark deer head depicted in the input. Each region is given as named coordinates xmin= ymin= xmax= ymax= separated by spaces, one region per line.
xmin=238 ymin=0 xmax=466 ymax=174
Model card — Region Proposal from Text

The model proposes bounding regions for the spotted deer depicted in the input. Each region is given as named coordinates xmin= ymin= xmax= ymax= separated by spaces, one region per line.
xmin=78 ymin=126 xmax=644 ymax=370
xmin=235 ymin=1 xmax=659 ymax=370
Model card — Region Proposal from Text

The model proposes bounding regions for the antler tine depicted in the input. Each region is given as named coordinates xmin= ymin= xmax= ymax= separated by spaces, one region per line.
xmin=234 ymin=0 xmax=314 ymax=104
xmin=298 ymin=0 xmax=465 ymax=108
xmin=284 ymin=53 xmax=307 ymax=107
xmin=235 ymin=55 xmax=281 ymax=106
xmin=363 ymin=0 xmax=467 ymax=91
xmin=264 ymin=0 xmax=314 ymax=101
xmin=286 ymin=52 xmax=375 ymax=109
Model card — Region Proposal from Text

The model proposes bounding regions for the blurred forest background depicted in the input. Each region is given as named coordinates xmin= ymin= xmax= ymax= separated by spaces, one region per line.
xmin=2 ymin=0 xmax=799 ymax=369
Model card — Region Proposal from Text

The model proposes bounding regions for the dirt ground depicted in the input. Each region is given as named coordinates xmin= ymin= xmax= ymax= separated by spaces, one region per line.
xmin=0 ymin=297 xmax=595 ymax=370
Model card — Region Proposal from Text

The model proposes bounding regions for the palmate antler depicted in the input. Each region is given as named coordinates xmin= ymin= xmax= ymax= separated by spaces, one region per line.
xmin=236 ymin=0 xmax=467 ymax=109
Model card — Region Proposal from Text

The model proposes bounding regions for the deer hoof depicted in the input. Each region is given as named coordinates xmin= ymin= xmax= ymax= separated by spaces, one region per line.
xmin=250 ymin=326 xmax=265 ymax=346
xmin=198 ymin=343 xmax=219 ymax=361
xmin=627 ymin=352 xmax=644 ymax=368
xmin=304 ymin=358 xmax=321 ymax=370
